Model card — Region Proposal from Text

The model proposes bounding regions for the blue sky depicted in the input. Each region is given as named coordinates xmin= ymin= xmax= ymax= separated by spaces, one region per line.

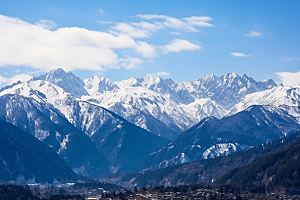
xmin=0 ymin=0 xmax=299 ymax=87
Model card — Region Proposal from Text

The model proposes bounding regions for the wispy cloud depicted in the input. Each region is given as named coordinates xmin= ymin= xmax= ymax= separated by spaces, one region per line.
xmin=99 ymin=9 xmax=105 ymax=14
xmin=111 ymin=21 xmax=163 ymax=38
xmin=119 ymin=58 xmax=143 ymax=69
xmin=230 ymin=52 xmax=250 ymax=57
xmin=245 ymin=31 xmax=262 ymax=37
xmin=276 ymin=71 xmax=300 ymax=86
xmin=135 ymin=14 xmax=213 ymax=32
xmin=131 ymin=21 xmax=163 ymax=31
xmin=111 ymin=23 xmax=150 ymax=38
xmin=98 ymin=21 xmax=113 ymax=24
xmin=36 ymin=19 xmax=56 ymax=30
xmin=0 ymin=73 xmax=32 ymax=87
xmin=281 ymin=56 xmax=299 ymax=62
xmin=147 ymin=71 xmax=170 ymax=77
xmin=162 ymin=39 xmax=201 ymax=54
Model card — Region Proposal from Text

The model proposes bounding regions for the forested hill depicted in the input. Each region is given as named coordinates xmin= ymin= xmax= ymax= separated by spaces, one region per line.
xmin=121 ymin=131 xmax=300 ymax=187
xmin=217 ymin=134 xmax=300 ymax=193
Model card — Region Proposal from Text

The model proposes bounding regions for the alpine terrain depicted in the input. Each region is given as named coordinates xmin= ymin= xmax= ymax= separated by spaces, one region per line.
xmin=0 ymin=68 xmax=300 ymax=181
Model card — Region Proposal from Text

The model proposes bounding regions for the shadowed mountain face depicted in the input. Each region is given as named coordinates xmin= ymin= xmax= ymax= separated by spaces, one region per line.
xmin=0 ymin=94 xmax=109 ymax=177
xmin=139 ymin=105 xmax=300 ymax=171
xmin=0 ymin=120 xmax=78 ymax=183
xmin=120 ymin=131 xmax=300 ymax=188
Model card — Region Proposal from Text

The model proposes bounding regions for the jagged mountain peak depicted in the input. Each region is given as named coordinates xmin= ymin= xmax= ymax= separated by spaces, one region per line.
xmin=84 ymin=76 xmax=119 ymax=96
xmin=34 ymin=68 xmax=88 ymax=97
xmin=42 ymin=68 xmax=76 ymax=81
xmin=206 ymin=72 xmax=217 ymax=77
xmin=188 ymin=72 xmax=278 ymax=109
xmin=116 ymin=76 xmax=174 ymax=89
xmin=197 ymin=73 xmax=217 ymax=82
xmin=49 ymin=67 xmax=66 ymax=73
xmin=115 ymin=77 xmax=141 ymax=88
xmin=240 ymin=73 xmax=249 ymax=78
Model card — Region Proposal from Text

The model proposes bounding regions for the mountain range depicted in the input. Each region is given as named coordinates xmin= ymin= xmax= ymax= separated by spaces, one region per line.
xmin=1 ymin=68 xmax=300 ymax=182
xmin=33 ymin=69 xmax=280 ymax=137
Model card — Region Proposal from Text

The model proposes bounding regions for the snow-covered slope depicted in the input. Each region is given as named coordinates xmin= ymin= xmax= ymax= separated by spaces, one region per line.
xmin=179 ymin=98 xmax=227 ymax=122
xmin=83 ymin=86 xmax=197 ymax=134
xmin=84 ymin=76 xmax=119 ymax=96
xmin=230 ymin=85 xmax=300 ymax=115
xmin=115 ymin=77 xmax=192 ymax=104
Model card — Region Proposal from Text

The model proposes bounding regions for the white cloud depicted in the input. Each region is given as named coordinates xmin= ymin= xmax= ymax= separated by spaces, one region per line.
xmin=135 ymin=41 xmax=156 ymax=58
xmin=230 ymin=52 xmax=250 ymax=57
xmin=36 ymin=19 xmax=56 ymax=30
xmin=147 ymin=71 xmax=170 ymax=77
xmin=131 ymin=21 xmax=163 ymax=31
xmin=276 ymin=71 xmax=300 ymax=86
xmin=99 ymin=9 xmax=105 ymax=14
xmin=135 ymin=14 xmax=168 ymax=20
xmin=135 ymin=14 xmax=213 ymax=32
xmin=281 ymin=56 xmax=299 ymax=62
xmin=98 ymin=21 xmax=113 ymax=24
xmin=245 ymin=31 xmax=262 ymax=37
xmin=182 ymin=16 xmax=213 ymax=27
xmin=0 ymin=73 xmax=32 ymax=87
xmin=111 ymin=21 xmax=163 ymax=38
xmin=111 ymin=23 xmax=149 ymax=38
xmin=162 ymin=39 xmax=201 ymax=54
xmin=0 ymin=14 xmax=210 ymax=74
xmin=0 ymin=15 xmax=137 ymax=72
xmin=119 ymin=58 xmax=143 ymax=69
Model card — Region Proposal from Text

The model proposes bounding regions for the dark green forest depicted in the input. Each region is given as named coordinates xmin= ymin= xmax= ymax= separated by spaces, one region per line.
xmin=121 ymin=131 xmax=300 ymax=190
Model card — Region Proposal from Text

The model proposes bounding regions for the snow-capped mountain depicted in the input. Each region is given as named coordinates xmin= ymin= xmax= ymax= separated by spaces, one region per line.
xmin=229 ymin=85 xmax=300 ymax=116
xmin=139 ymin=105 xmax=300 ymax=170
xmin=181 ymin=73 xmax=277 ymax=108
xmin=34 ymin=69 xmax=179 ymax=139
xmin=0 ymin=79 xmax=169 ymax=174
xmin=82 ymin=71 xmax=278 ymax=134
xmin=34 ymin=68 xmax=89 ymax=98
xmin=83 ymin=86 xmax=196 ymax=135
